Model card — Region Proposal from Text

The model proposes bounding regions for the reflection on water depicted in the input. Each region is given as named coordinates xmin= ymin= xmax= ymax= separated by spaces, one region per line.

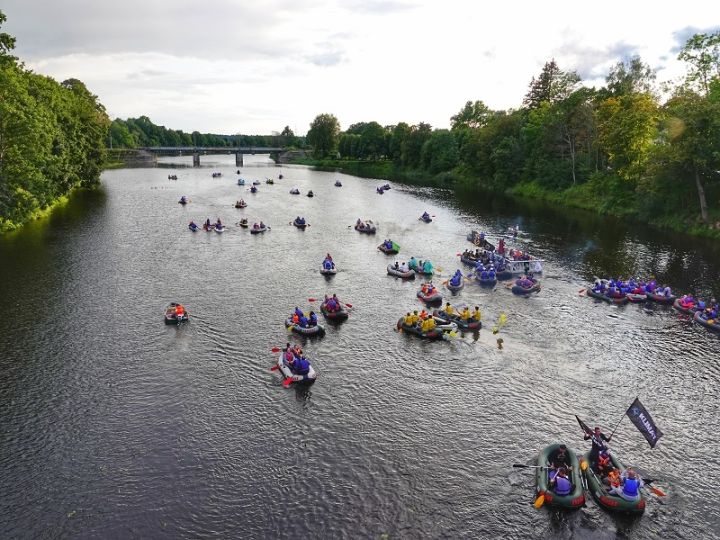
xmin=1 ymin=155 xmax=719 ymax=538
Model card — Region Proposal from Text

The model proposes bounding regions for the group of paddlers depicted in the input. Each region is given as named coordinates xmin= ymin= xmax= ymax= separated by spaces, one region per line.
xmin=289 ymin=307 xmax=318 ymax=328
xmin=403 ymin=303 xmax=481 ymax=330
xmin=282 ymin=343 xmax=311 ymax=375
xmin=592 ymin=278 xmax=672 ymax=298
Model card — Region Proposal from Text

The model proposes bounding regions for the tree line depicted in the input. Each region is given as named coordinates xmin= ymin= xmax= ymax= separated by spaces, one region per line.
xmin=306 ymin=32 xmax=720 ymax=231
xmin=0 ymin=10 xmax=110 ymax=232
xmin=109 ymin=117 xmax=302 ymax=149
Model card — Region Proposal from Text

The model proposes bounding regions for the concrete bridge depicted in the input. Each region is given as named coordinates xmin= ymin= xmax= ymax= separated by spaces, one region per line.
xmin=140 ymin=146 xmax=286 ymax=166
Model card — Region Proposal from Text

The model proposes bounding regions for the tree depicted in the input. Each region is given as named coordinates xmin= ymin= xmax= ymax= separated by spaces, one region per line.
xmin=389 ymin=122 xmax=410 ymax=163
xmin=450 ymin=100 xmax=493 ymax=130
xmin=306 ymin=113 xmax=340 ymax=158
xmin=523 ymin=59 xmax=581 ymax=109
xmin=421 ymin=129 xmax=458 ymax=173
xmin=400 ymin=122 xmax=432 ymax=167
xmin=0 ymin=10 xmax=16 ymax=61
xmin=678 ymin=31 xmax=720 ymax=94
xmin=605 ymin=56 xmax=656 ymax=96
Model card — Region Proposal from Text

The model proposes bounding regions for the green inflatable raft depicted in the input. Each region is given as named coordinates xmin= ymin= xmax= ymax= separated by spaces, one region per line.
xmin=579 ymin=452 xmax=645 ymax=514
xmin=536 ymin=444 xmax=585 ymax=509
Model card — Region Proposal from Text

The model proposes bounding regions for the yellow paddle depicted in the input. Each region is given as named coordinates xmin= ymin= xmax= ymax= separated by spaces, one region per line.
xmin=533 ymin=493 xmax=545 ymax=508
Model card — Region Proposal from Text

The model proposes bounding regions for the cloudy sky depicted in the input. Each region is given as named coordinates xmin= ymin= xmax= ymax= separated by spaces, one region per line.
xmin=3 ymin=1 xmax=717 ymax=135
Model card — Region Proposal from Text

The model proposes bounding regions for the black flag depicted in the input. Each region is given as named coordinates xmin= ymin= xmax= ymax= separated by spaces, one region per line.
xmin=626 ymin=397 xmax=663 ymax=448
xmin=575 ymin=415 xmax=592 ymax=435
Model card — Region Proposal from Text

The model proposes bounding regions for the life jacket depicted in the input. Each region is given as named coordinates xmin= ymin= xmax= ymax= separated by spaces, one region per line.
xmin=607 ymin=470 xmax=621 ymax=487
xmin=292 ymin=314 xmax=299 ymax=324
xmin=598 ymin=454 xmax=611 ymax=469
xmin=554 ymin=475 xmax=572 ymax=496
xmin=294 ymin=358 xmax=310 ymax=375
xmin=622 ymin=478 xmax=640 ymax=497
xmin=461 ymin=310 xmax=470 ymax=320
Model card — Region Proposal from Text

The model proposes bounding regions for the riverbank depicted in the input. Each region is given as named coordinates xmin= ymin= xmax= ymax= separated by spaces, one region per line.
xmin=0 ymin=193 xmax=72 ymax=233
xmin=293 ymin=157 xmax=720 ymax=240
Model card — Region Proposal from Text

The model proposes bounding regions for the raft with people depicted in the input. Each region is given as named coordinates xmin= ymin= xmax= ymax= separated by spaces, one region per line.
xmin=276 ymin=353 xmax=317 ymax=386
xmin=511 ymin=276 xmax=540 ymax=295
xmin=409 ymin=258 xmax=434 ymax=276
xmin=320 ymin=255 xmax=336 ymax=275
xmin=188 ymin=222 xmax=199 ymax=232
xmin=289 ymin=188 xmax=300 ymax=195
xmin=432 ymin=306 xmax=481 ymax=330
xmin=250 ymin=223 xmax=268 ymax=234
xmin=307 ymin=190 xmax=314 ymax=197
xmin=235 ymin=200 xmax=247 ymax=208
xmin=387 ymin=264 xmax=415 ymax=280
xmin=467 ymin=230 xmax=495 ymax=251
xmin=376 ymin=186 xmax=385 ymax=194
xmin=164 ymin=302 xmax=189 ymax=324
xmin=673 ymin=295 xmax=700 ymax=314
xmin=334 ymin=180 xmax=342 ymax=187
xmin=214 ymin=224 xmax=226 ymax=233
xmin=265 ymin=178 xmax=274 ymax=184
xmin=535 ymin=443 xmax=585 ymax=510
xmin=355 ymin=220 xmax=376 ymax=234
xmin=238 ymin=218 xmax=249 ymax=228
xmin=285 ymin=317 xmax=325 ymax=336
xmin=250 ymin=186 xmax=258 ymax=193
xmin=252 ymin=180 xmax=260 ymax=185
xmin=646 ymin=291 xmax=675 ymax=304
xmin=579 ymin=453 xmax=645 ymax=514
xmin=237 ymin=178 xmax=245 ymax=185
xmin=320 ymin=296 xmax=349 ymax=321
xmin=416 ymin=284 xmax=442 ymax=305
xmin=587 ymin=286 xmax=629 ymax=305
xmin=694 ymin=310 xmax=720 ymax=333
xmin=626 ymin=292 xmax=648 ymax=303
xmin=395 ymin=317 xmax=454 ymax=340
xmin=293 ymin=217 xmax=308 ymax=230
xmin=419 ymin=212 xmax=432 ymax=223
xmin=446 ymin=270 xmax=465 ymax=292
xmin=178 ymin=196 xmax=188 ymax=205
xmin=378 ymin=240 xmax=400 ymax=254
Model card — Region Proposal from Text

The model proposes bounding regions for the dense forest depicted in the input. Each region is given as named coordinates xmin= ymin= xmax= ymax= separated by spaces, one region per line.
xmin=305 ymin=32 xmax=720 ymax=236
xmin=0 ymin=11 xmax=110 ymax=232
xmin=109 ymin=117 xmax=302 ymax=149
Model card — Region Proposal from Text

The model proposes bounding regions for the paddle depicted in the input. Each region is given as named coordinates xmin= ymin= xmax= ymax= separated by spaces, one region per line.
xmin=269 ymin=365 xmax=280 ymax=372
xmin=533 ymin=494 xmax=545 ymax=508
xmin=513 ymin=464 xmax=557 ymax=470
xmin=271 ymin=346 xmax=282 ymax=353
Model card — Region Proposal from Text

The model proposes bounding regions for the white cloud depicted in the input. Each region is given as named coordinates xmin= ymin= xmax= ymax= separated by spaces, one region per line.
xmin=3 ymin=0 xmax=718 ymax=134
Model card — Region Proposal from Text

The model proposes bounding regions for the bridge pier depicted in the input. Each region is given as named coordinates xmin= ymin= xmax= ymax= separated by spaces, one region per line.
xmin=235 ymin=152 xmax=243 ymax=167
xmin=193 ymin=153 xmax=200 ymax=167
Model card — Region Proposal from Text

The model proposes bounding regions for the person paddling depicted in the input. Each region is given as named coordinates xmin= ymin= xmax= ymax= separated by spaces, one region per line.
xmin=549 ymin=467 xmax=572 ymax=496
xmin=585 ymin=426 xmax=612 ymax=470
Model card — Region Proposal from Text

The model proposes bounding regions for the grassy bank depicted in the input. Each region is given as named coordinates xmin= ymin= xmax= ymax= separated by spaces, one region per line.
xmin=292 ymin=157 xmax=720 ymax=240
xmin=0 ymin=193 xmax=72 ymax=233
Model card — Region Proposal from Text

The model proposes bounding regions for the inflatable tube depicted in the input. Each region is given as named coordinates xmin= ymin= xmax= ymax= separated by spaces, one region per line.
xmin=285 ymin=318 xmax=325 ymax=336
xmin=378 ymin=243 xmax=399 ymax=255
xmin=536 ymin=444 xmax=585 ymax=509
xmin=387 ymin=264 xmax=415 ymax=280
xmin=512 ymin=278 xmax=540 ymax=295
xmin=417 ymin=289 xmax=442 ymax=305
xmin=320 ymin=302 xmax=348 ymax=321
xmin=276 ymin=354 xmax=317 ymax=385
xmin=579 ymin=452 xmax=644 ymax=514
xmin=164 ymin=303 xmax=189 ymax=324
xmin=694 ymin=311 xmax=720 ymax=333
xmin=646 ymin=292 xmax=675 ymax=304
xmin=250 ymin=225 xmax=267 ymax=234
xmin=320 ymin=264 xmax=337 ymax=275
xmin=432 ymin=310 xmax=481 ymax=330
xmin=587 ymin=288 xmax=628 ymax=305
xmin=626 ymin=293 xmax=647 ymax=303
xmin=396 ymin=318 xmax=448 ymax=340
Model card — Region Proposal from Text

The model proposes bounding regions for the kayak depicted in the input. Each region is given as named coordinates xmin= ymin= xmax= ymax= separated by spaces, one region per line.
xmin=512 ymin=278 xmax=540 ymax=295
xmin=285 ymin=318 xmax=325 ymax=336
xmin=164 ymin=303 xmax=189 ymax=324
xmin=320 ymin=302 xmax=348 ymax=321
xmin=579 ymin=452 xmax=645 ymax=514
xmin=276 ymin=353 xmax=317 ymax=385
xmin=587 ymin=288 xmax=628 ymax=305
xmin=536 ymin=444 xmax=585 ymax=510
xmin=250 ymin=225 xmax=267 ymax=234
xmin=432 ymin=309 xmax=481 ymax=330
xmin=320 ymin=264 xmax=337 ymax=276
xmin=387 ymin=264 xmax=415 ymax=280
xmin=694 ymin=310 xmax=720 ymax=333
xmin=293 ymin=218 xmax=308 ymax=230
xmin=417 ymin=288 xmax=442 ymax=305
xmin=378 ymin=242 xmax=400 ymax=254
xmin=396 ymin=318 xmax=450 ymax=340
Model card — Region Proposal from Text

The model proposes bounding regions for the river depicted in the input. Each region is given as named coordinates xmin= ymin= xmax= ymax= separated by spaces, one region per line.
xmin=1 ymin=155 xmax=719 ymax=539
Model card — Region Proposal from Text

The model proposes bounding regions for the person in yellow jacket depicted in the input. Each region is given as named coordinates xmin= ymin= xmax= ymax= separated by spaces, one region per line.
xmin=460 ymin=306 xmax=471 ymax=321
xmin=444 ymin=302 xmax=454 ymax=316
xmin=404 ymin=312 xmax=413 ymax=325
xmin=409 ymin=310 xmax=419 ymax=325
xmin=472 ymin=306 xmax=482 ymax=321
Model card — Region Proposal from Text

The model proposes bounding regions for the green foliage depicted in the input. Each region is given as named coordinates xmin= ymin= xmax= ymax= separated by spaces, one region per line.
xmin=523 ymin=59 xmax=581 ymax=110
xmin=678 ymin=31 xmax=720 ymax=94
xmin=307 ymin=113 xmax=340 ymax=158
xmin=421 ymin=129 xmax=458 ymax=173
xmin=0 ymin=10 xmax=109 ymax=231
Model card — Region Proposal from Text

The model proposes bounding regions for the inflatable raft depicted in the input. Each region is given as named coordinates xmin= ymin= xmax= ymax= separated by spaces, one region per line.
xmin=646 ymin=292 xmax=675 ymax=304
xmin=355 ymin=222 xmax=376 ymax=234
xmin=293 ymin=218 xmax=307 ymax=230
xmin=164 ymin=303 xmax=189 ymax=324
xmin=416 ymin=288 xmax=442 ymax=305
xmin=276 ymin=353 xmax=317 ymax=385
xmin=536 ymin=444 xmax=585 ymax=510
xmin=396 ymin=318 xmax=454 ymax=340
xmin=579 ymin=452 xmax=645 ymax=514
xmin=320 ymin=302 xmax=348 ymax=321
xmin=511 ymin=277 xmax=540 ymax=295
xmin=378 ymin=242 xmax=400 ymax=254
xmin=694 ymin=311 xmax=720 ymax=333
xmin=673 ymin=297 xmax=698 ymax=314
xmin=432 ymin=310 xmax=481 ymax=330
xmin=285 ymin=318 xmax=325 ymax=336
xmin=387 ymin=264 xmax=415 ymax=280
xmin=587 ymin=288 xmax=628 ymax=305
xmin=320 ymin=264 xmax=337 ymax=276
xmin=250 ymin=225 xmax=267 ymax=234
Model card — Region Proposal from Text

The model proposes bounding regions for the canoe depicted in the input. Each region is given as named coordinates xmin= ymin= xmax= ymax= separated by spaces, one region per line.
xmin=536 ymin=444 xmax=585 ymax=510
xmin=396 ymin=318 xmax=448 ymax=340
xmin=276 ymin=353 xmax=317 ymax=385
xmin=293 ymin=219 xmax=307 ymax=230
xmin=694 ymin=311 xmax=720 ymax=333
xmin=164 ymin=303 xmax=189 ymax=324
xmin=512 ymin=278 xmax=540 ymax=295
xmin=579 ymin=452 xmax=645 ymax=514
xmin=432 ymin=310 xmax=481 ymax=330
xmin=250 ymin=225 xmax=267 ymax=234
xmin=285 ymin=318 xmax=325 ymax=336
xmin=378 ymin=243 xmax=400 ymax=255
xmin=587 ymin=288 xmax=628 ymax=305
xmin=646 ymin=292 xmax=675 ymax=304
xmin=387 ymin=264 xmax=415 ymax=280
xmin=320 ymin=302 xmax=348 ymax=321
xmin=320 ymin=264 xmax=337 ymax=276
xmin=417 ymin=289 xmax=442 ymax=305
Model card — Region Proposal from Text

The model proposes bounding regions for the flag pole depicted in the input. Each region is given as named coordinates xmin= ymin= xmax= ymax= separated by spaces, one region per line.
xmin=609 ymin=401 xmax=631 ymax=439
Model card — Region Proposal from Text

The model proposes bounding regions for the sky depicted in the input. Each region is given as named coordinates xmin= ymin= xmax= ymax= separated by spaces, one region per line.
xmin=3 ymin=1 xmax=718 ymax=135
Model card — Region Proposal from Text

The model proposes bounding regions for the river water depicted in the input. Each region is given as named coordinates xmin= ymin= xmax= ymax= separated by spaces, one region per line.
xmin=1 ymin=155 xmax=719 ymax=539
